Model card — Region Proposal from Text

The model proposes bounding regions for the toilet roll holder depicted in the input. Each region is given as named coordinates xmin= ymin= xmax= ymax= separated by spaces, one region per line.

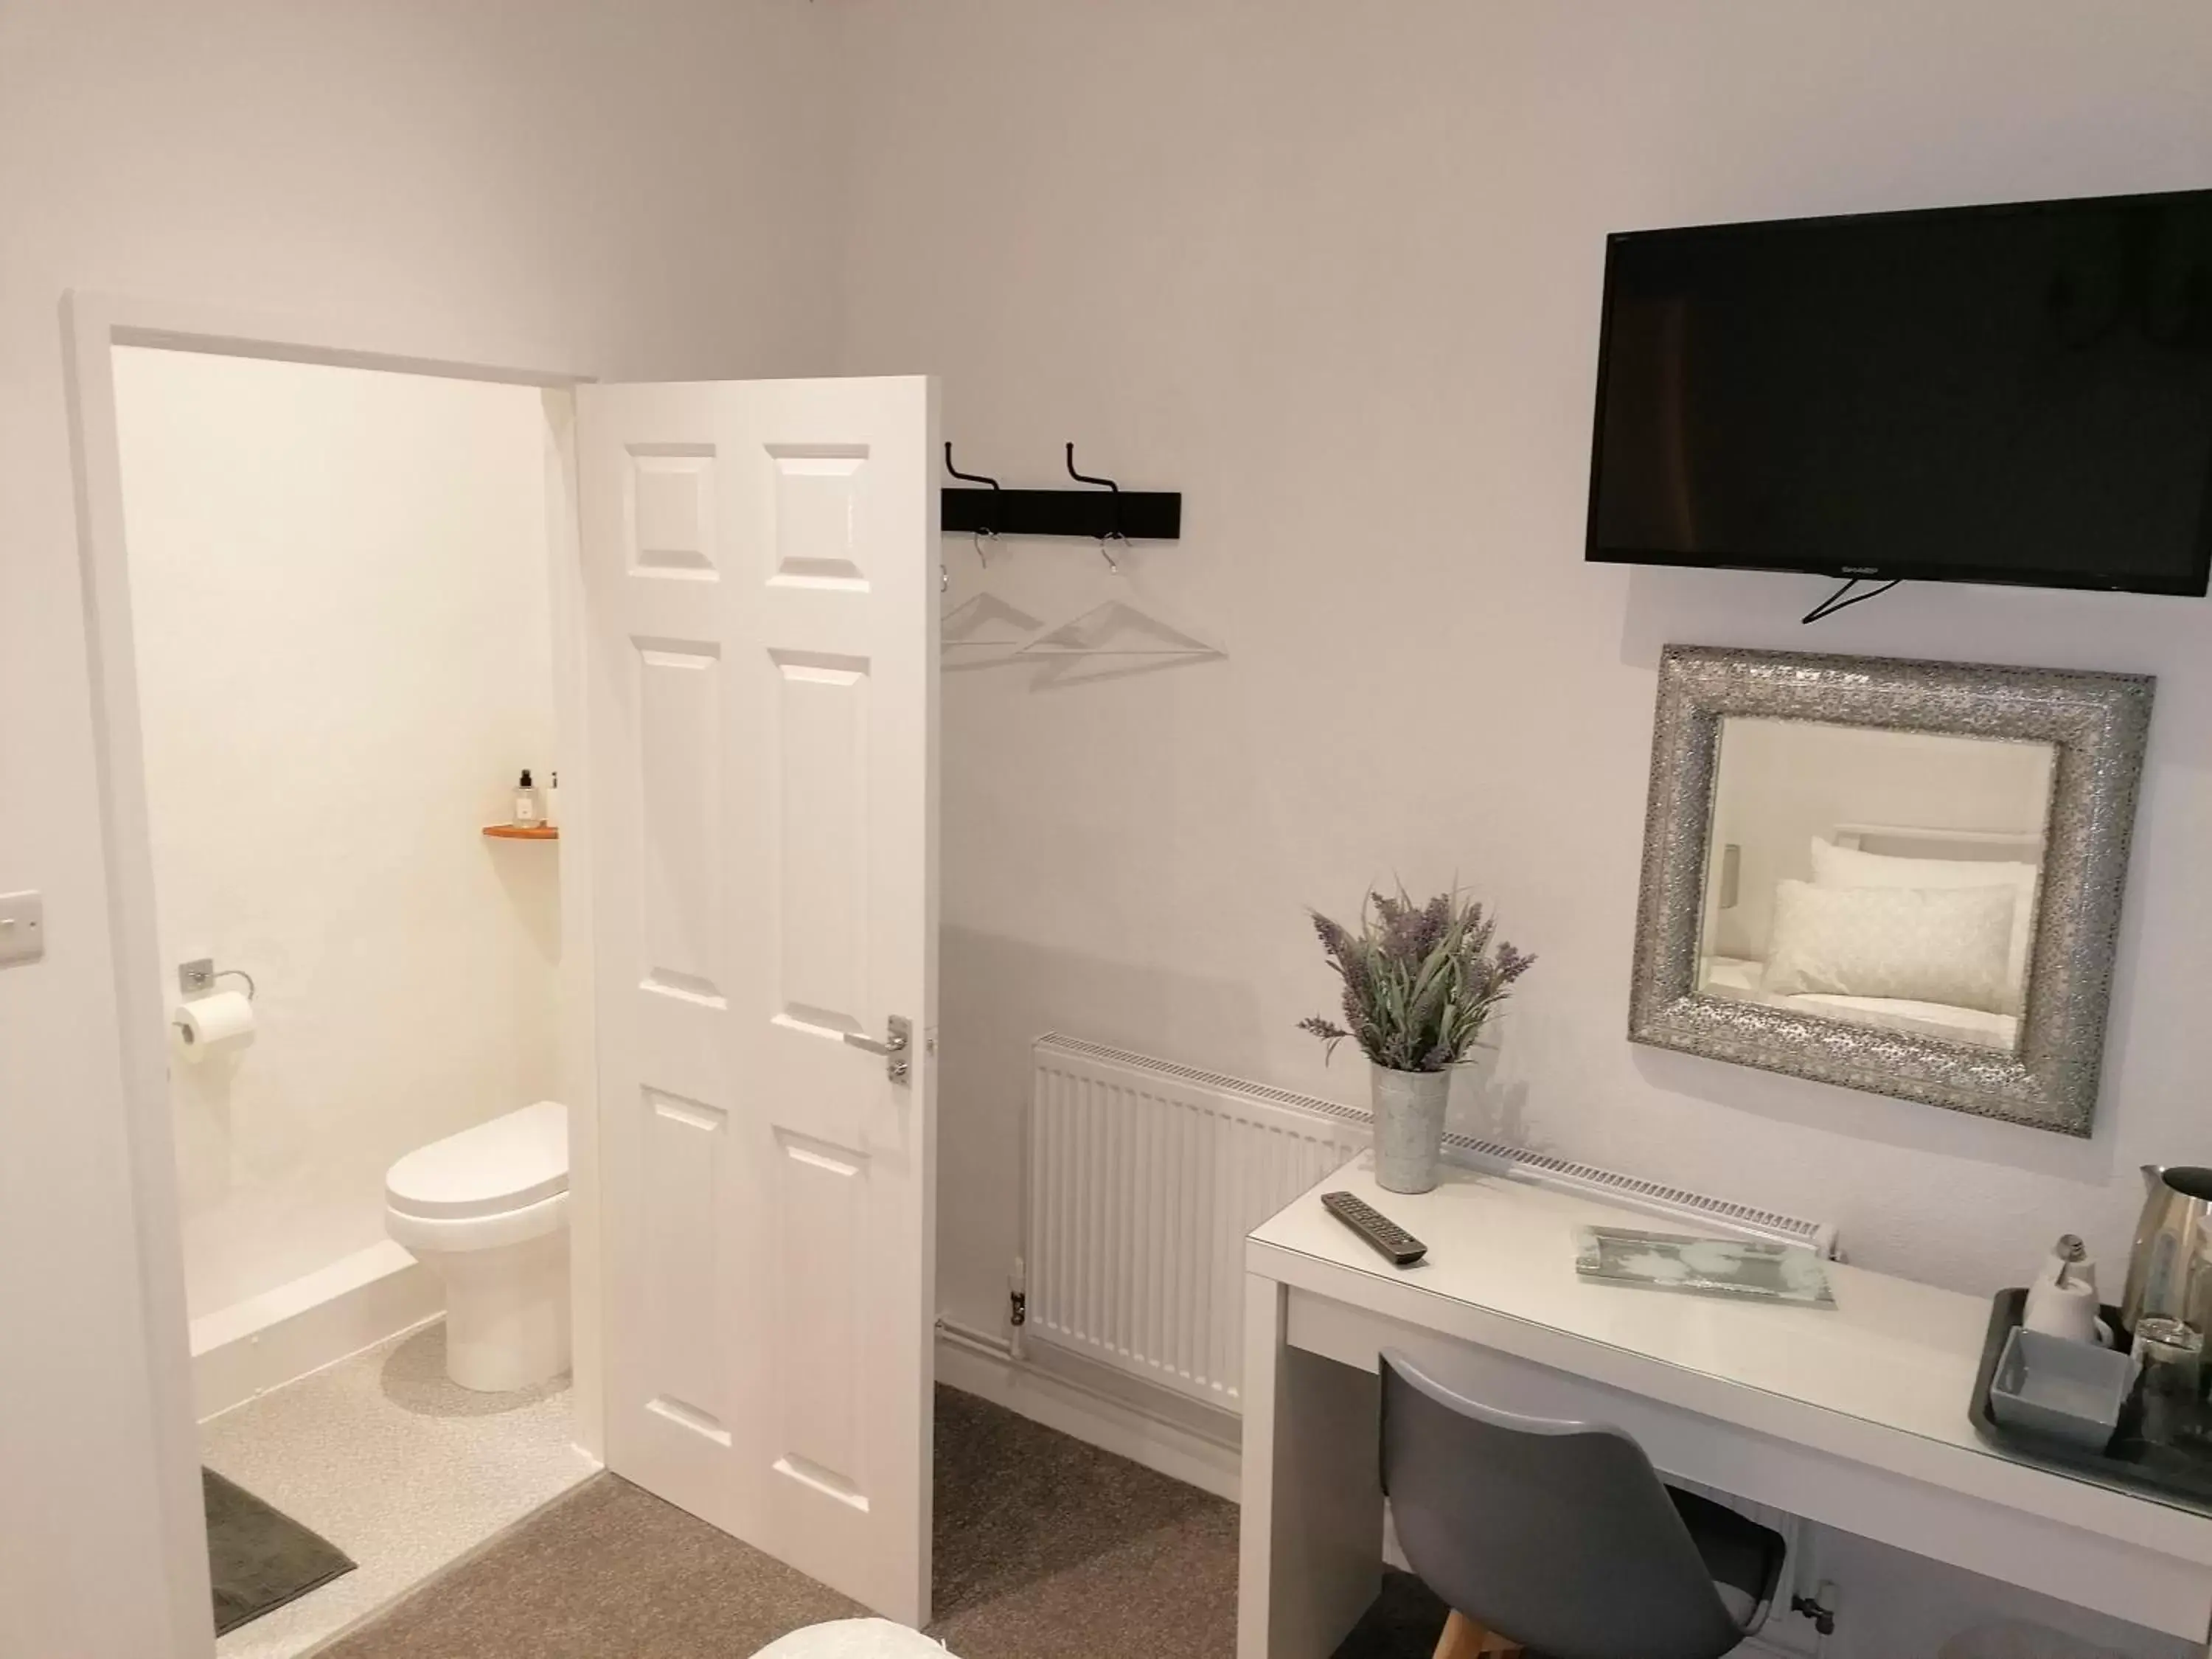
xmin=177 ymin=956 xmax=256 ymax=1003
xmin=173 ymin=958 xmax=259 ymax=1051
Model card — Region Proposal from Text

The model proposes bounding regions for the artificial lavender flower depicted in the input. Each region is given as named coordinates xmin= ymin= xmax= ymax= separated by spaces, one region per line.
xmin=1311 ymin=911 xmax=1354 ymax=958
xmin=1300 ymin=885 xmax=1536 ymax=1074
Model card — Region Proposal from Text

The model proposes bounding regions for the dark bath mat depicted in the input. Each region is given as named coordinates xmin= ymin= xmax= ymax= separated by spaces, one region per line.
xmin=204 ymin=1467 xmax=356 ymax=1635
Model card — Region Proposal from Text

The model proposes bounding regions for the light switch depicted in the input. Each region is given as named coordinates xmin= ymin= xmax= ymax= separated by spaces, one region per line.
xmin=0 ymin=891 xmax=46 ymax=966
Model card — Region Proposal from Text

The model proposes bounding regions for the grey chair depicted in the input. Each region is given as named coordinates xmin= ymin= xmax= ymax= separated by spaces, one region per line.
xmin=1380 ymin=1352 xmax=1785 ymax=1659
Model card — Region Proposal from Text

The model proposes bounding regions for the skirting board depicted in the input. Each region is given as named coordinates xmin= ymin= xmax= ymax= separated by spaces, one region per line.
xmin=935 ymin=1324 xmax=1241 ymax=1503
xmin=191 ymin=1239 xmax=441 ymax=1422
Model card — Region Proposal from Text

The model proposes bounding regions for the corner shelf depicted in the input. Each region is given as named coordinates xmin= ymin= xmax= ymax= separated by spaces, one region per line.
xmin=482 ymin=824 xmax=559 ymax=841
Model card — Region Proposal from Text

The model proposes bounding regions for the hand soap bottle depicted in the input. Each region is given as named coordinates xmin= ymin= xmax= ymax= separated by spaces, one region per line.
xmin=2024 ymin=1234 xmax=2103 ymax=1346
xmin=512 ymin=768 xmax=542 ymax=830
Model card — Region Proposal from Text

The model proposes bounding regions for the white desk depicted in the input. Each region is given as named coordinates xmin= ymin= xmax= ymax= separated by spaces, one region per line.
xmin=1239 ymin=1155 xmax=2212 ymax=1657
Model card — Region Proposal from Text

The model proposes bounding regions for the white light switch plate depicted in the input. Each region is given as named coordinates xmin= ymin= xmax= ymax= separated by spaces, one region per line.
xmin=0 ymin=891 xmax=46 ymax=965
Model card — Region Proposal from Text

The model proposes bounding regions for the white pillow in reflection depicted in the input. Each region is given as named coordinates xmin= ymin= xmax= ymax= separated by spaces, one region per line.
xmin=1809 ymin=837 xmax=2037 ymax=1012
xmin=1761 ymin=880 xmax=2016 ymax=1014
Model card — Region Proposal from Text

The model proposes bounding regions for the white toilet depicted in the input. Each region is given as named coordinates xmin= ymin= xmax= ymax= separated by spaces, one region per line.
xmin=384 ymin=1100 xmax=571 ymax=1393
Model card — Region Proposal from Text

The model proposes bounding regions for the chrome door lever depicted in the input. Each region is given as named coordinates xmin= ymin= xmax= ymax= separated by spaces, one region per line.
xmin=843 ymin=1015 xmax=913 ymax=1083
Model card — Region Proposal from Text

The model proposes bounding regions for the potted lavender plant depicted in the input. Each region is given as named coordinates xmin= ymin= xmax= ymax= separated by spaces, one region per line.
xmin=1301 ymin=888 xmax=1536 ymax=1194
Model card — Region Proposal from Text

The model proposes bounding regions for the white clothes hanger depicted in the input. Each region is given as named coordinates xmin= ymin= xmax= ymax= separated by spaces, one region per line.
xmin=943 ymin=588 xmax=1048 ymax=655
xmin=1008 ymin=532 xmax=1222 ymax=658
xmin=939 ymin=439 xmax=1035 ymax=656
xmin=940 ymin=445 xmax=1041 ymax=658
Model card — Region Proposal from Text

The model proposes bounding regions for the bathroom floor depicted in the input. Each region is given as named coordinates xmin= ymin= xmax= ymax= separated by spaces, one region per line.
xmin=201 ymin=1319 xmax=596 ymax=1659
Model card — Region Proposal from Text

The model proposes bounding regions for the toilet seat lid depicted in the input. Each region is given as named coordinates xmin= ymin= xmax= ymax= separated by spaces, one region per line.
xmin=386 ymin=1101 xmax=568 ymax=1220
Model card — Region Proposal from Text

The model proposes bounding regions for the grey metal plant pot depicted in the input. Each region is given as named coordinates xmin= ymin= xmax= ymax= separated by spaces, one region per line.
xmin=1373 ymin=1065 xmax=1450 ymax=1193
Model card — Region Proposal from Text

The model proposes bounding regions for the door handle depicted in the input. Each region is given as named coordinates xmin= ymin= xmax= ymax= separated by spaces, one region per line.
xmin=843 ymin=1015 xmax=912 ymax=1083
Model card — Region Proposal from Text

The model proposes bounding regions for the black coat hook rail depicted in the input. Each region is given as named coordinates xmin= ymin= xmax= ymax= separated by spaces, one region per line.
xmin=940 ymin=442 xmax=1181 ymax=541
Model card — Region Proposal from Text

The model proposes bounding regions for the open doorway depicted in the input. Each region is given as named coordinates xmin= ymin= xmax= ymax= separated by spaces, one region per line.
xmin=69 ymin=299 xmax=942 ymax=1659
xmin=107 ymin=345 xmax=598 ymax=1655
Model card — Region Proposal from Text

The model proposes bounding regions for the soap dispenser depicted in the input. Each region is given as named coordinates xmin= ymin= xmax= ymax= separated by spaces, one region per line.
xmin=2024 ymin=1234 xmax=2104 ymax=1346
xmin=512 ymin=769 xmax=541 ymax=829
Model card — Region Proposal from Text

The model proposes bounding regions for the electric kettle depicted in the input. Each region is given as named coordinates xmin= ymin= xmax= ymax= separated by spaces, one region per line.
xmin=2121 ymin=1165 xmax=2212 ymax=1336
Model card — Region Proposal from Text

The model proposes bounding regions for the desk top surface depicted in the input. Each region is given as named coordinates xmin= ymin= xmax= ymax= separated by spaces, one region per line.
xmin=1249 ymin=1152 xmax=2208 ymax=1534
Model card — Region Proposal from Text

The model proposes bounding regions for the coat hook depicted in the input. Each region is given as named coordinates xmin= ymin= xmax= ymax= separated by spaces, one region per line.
xmin=1065 ymin=443 xmax=1124 ymax=568
xmin=945 ymin=442 xmax=1003 ymax=492
xmin=946 ymin=442 xmax=1002 ymax=565
xmin=1064 ymin=442 xmax=1120 ymax=495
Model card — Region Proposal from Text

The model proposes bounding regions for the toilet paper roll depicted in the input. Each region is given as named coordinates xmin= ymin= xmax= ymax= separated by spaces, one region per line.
xmin=174 ymin=990 xmax=255 ymax=1062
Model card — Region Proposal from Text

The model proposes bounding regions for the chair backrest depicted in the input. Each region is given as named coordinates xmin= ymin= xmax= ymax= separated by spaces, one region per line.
xmin=1380 ymin=1353 xmax=1746 ymax=1659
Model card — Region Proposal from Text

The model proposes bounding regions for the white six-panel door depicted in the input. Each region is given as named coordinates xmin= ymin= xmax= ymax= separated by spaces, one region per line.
xmin=577 ymin=377 xmax=939 ymax=1623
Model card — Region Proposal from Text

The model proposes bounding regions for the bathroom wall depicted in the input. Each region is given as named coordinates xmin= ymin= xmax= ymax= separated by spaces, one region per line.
xmin=827 ymin=4 xmax=2212 ymax=1652
xmin=0 ymin=4 xmax=845 ymax=1650
xmin=114 ymin=347 xmax=561 ymax=1327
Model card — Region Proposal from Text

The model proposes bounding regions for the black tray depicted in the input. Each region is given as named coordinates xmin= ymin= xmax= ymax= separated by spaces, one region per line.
xmin=1970 ymin=1288 xmax=2212 ymax=1511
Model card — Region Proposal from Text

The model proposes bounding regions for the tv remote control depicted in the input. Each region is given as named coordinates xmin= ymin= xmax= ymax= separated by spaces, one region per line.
xmin=1321 ymin=1191 xmax=1428 ymax=1267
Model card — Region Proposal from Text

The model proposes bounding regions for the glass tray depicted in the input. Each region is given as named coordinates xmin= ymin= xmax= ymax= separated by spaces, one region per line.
xmin=1571 ymin=1225 xmax=1836 ymax=1307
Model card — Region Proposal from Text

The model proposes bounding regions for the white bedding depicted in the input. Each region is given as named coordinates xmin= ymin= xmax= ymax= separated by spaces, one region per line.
xmin=1700 ymin=956 xmax=2018 ymax=1049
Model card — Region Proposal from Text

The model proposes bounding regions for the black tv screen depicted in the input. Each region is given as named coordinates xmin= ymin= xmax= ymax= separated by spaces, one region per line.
xmin=1586 ymin=189 xmax=2212 ymax=596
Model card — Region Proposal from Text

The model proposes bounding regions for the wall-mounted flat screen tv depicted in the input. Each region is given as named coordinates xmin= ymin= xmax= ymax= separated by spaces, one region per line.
xmin=1586 ymin=188 xmax=2212 ymax=597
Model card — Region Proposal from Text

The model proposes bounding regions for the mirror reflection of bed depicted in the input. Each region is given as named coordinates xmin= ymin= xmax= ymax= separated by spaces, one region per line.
xmin=1695 ymin=717 xmax=2055 ymax=1052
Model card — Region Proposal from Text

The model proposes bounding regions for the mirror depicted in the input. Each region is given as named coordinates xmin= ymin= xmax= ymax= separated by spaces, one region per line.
xmin=1697 ymin=720 xmax=2055 ymax=1054
xmin=1630 ymin=647 xmax=2152 ymax=1135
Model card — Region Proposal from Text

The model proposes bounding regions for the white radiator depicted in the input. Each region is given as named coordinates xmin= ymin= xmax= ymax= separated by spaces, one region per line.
xmin=1025 ymin=1035 xmax=1368 ymax=1411
xmin=1023 ymin=1034 xmax=1837 ymax=1418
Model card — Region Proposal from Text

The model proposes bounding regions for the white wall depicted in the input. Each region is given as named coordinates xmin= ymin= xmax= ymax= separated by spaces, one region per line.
xmin=15 ymin=4 xmax=2212 ymax=1654
xmin=829 ymin=4 xmax=2212 ymax=1652
xmin=0 ymin=4 xmax=841 ymax=1654
xmin=114 ymin=349 xmax=559 ymax=1324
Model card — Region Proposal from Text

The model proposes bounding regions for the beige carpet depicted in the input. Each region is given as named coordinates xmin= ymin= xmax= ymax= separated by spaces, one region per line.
xmin=316 ymin=1385 xmax=1242 ymax=1659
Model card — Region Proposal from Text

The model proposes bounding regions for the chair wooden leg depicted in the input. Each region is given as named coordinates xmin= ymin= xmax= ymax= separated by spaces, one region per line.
xmin=1433 ymin=1607 xmax=1524 ymax=1659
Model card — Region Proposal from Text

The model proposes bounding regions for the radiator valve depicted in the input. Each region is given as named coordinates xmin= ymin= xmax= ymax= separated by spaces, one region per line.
xmin=1790 ymin=1581 xmax=1839 ymax=1637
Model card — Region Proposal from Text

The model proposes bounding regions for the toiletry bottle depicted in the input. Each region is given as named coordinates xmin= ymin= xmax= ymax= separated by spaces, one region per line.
xmin=2024 ymin=1234 xmax=2102 ymax=1345
xmin=512 ymin=769 xmax=540 ymax=829
xmin=543 ymin=770 xmax=559 ymax=830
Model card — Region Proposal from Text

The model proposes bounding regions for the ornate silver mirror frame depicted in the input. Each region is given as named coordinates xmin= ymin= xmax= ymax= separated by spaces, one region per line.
xmin=1630 ymin=645 xmax=2152 ymax=1135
